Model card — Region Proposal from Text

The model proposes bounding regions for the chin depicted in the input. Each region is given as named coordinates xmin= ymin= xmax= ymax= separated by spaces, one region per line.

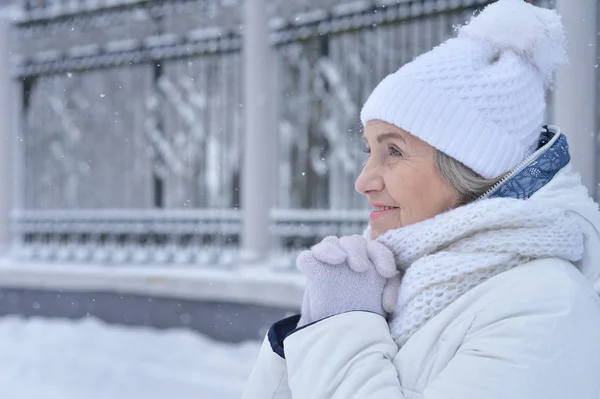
xmin=371 ymin=222 xmax=403 ymax=240
xmin=370 ymin=226 xmax=388 ymax=240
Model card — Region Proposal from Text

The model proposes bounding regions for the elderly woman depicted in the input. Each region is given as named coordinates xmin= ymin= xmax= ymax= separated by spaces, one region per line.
xmin=242 ymin=1 xmax=600 ymax=398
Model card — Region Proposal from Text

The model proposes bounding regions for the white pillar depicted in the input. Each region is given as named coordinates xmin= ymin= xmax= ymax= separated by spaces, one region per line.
xmin=0 ymin=17 xmax=14 ymax=254
xmin=241 ymin=0 xmax=276 ymax=262
xmin=553 ymin=0 xmax=597 ymax=196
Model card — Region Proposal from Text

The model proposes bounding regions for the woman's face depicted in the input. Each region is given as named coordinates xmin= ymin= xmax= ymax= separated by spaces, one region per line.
xmin=355 ymin=120 xmax=458 ymax=239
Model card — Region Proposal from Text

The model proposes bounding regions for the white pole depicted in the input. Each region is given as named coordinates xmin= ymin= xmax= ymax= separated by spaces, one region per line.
xmin=553 ymin=0 xmax=597 ymax=196
xmin=241 ymin=0 xmax=275 ymax=262
xmin=0 ymin=16 xmax=14 ymax=254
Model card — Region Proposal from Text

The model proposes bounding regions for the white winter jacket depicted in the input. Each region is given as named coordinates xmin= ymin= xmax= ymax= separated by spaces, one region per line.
xmin=242 ymin=128 xmax=600 ymax=399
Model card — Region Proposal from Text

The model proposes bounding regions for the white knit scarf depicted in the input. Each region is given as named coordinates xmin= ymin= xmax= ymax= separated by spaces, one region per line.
xmin=376 ymin=197 xmax=585 ymax=348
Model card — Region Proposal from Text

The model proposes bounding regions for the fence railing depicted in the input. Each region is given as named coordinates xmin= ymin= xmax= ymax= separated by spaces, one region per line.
xmin=10 ymin=0 xmax=555 ymax=266
xmin=11 ymin=208 xmax=368 ymax=267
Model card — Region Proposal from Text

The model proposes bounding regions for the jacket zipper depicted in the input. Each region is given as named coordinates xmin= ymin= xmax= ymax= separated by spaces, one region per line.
xmin=477 ymin=125 xmax=563 ymax=201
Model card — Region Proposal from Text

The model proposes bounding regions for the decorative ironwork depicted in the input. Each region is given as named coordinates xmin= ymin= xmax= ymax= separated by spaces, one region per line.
xmin=24 ymin=67 xmax=155 ymax=209
xmin=12 ymin=209 xmax=242 ymax=265
xmin=11 ymin=208 xmax=368 ymax=268
xmin=15 ymin=31 xmax=242 ymax=76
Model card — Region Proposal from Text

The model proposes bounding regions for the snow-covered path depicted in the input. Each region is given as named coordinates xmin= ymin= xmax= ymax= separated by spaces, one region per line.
xmin=0 ymin=316 xmax=260 ymax=398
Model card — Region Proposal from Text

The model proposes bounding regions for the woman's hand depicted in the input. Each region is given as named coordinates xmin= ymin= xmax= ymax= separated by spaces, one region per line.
xmin=297 ymin=235 xmax=401 ymax=327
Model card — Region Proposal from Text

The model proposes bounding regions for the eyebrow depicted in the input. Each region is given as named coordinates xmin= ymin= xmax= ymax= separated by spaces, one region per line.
xmin=364 ymin=131 xmax=407 ymax=144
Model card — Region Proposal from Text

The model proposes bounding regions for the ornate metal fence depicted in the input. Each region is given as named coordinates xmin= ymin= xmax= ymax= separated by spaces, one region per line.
xmin=11 ymin=0 xmax=553 ymax=266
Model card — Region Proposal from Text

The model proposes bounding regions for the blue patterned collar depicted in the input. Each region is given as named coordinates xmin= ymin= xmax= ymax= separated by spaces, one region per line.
xmin=486 ymin=126 xmax=570 ymax=200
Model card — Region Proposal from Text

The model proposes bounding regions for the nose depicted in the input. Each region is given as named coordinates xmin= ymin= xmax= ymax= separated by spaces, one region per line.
xmin=355 ymin=160 xmax=384 ymax=195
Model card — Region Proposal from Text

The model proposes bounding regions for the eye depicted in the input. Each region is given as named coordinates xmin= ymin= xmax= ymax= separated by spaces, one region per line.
xmin=361 ymin=141 xmax=371 ymax=154
xmin=388 ymin=145 xmax=403 ymax=157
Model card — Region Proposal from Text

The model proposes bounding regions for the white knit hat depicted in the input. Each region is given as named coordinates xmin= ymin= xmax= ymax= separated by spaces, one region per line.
xmin=360 ymin=0 xmax=567 ymax=179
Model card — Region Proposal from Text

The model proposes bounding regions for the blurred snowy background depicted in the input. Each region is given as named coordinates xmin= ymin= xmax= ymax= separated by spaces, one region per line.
xmin=0 ymin=316 xmax=260 ymax=398
xmin=0 ymin=0 xmax=596 ymax=397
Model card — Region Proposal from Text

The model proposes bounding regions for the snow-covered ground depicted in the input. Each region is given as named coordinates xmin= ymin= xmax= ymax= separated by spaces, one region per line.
xmin=0 ymin=316 xmax=261 ymax=399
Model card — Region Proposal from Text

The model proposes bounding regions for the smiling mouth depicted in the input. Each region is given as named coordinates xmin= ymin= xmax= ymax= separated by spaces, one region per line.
xmin=373 ymin=206 xmax=397 ymax=212
xmin=370 ymin=206 xmax=399 ymax=221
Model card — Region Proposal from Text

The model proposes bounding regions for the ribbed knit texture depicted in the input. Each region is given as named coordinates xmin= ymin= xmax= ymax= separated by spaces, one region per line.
xmin=360 ymin=0 xmax=567 ymax=178
xmin=377 ymin=196 xmax=584 ymax=348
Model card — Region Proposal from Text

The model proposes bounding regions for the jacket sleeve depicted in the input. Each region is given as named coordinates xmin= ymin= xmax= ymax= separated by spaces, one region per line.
xmin=241 ymin=315 xmax=299 ymax=399
xmin=284 ymin=312 xmax=405 ymax=398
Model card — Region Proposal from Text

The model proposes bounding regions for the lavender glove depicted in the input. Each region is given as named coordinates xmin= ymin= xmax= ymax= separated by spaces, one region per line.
xmin=297 ymin=235 xmax=401 ymax=327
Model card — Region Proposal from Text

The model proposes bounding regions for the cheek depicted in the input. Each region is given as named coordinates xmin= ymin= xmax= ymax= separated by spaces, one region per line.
xmin=386 ymin=167 xmax=455 ymax=223
xmin=385 ymin=167 xmax=428 ymax=204
xmin=415 ymin=173 xmax=457 ymax=217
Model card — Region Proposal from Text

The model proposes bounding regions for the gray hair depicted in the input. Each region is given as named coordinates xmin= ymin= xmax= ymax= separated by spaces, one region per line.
xmin=435 ymin=150 xmax=504 ymax=206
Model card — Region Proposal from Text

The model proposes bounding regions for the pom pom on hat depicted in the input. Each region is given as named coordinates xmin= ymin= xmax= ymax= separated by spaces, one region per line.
xmin=360 ymin=0 xmax=568 ymax=179
xmin=458 ymin=0 xmax=567 ymax=88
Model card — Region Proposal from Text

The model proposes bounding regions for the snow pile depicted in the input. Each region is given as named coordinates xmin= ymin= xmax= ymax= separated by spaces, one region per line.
xmin=0 ymin=316 xmax=261 ymax=399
